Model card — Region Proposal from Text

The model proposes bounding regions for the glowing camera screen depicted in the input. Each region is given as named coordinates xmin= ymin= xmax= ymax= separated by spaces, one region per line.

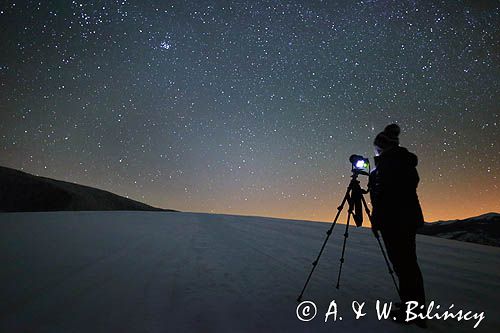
xmin=349 ymin=155 xmax=370 ymax=175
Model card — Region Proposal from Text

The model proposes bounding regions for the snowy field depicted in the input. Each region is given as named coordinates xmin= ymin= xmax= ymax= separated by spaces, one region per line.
xmin=0 ymin=211 xmax=498 ymax=332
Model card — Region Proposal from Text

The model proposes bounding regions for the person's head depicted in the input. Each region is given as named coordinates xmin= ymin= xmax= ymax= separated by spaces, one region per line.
xmin=374 ymin=123 xmax=400 ymax=155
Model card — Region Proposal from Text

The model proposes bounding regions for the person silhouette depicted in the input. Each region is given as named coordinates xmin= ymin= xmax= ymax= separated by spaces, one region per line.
xmin=368 ymin=124 xmax=427 ymax=328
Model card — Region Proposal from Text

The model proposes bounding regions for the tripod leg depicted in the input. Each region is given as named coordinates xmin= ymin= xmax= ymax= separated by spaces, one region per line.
xmin=360 ymin=195 xmax=401 ymax=297
xmin=297 ymin=188 xmax=350 ymax=302
xmin=336 ymin=197 xmax=353 ymax=289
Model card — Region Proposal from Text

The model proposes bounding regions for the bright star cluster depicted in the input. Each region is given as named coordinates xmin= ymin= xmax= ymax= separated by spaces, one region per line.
xmin=1 ymin=1 xmax=498 ymax=222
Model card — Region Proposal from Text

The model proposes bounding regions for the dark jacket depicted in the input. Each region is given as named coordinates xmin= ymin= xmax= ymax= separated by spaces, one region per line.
xmin=368 ymin=146 xmax=424 ymax=230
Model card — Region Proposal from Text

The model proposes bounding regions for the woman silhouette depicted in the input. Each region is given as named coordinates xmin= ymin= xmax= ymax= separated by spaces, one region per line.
xmin=368 ymin=124 xmax=426 ymax=328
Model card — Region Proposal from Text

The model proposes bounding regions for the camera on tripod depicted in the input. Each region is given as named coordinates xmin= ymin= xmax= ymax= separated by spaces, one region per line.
xmin=348 ymin=154 xmax=370 ymax=227
xmin=297 ymin=154 xmax=399 ymax=303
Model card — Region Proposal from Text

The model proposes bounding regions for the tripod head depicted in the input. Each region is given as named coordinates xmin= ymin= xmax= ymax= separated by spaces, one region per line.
xmin=348 ymin=175 xmax=365 ymax=227
xmin=348 ymin=157 xmax=370 ymax=227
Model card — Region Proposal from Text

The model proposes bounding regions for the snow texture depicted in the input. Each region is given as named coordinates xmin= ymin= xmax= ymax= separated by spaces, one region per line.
xmin=1 ymin=211 xmax=499 ymax=332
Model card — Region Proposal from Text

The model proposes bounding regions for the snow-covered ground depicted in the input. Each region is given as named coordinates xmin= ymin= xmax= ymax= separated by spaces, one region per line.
xmin=0 ymin=211 xmax=498 ymax=332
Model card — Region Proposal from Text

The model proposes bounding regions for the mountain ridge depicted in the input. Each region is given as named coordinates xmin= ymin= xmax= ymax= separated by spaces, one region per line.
xmin=418 ymin=212 xmax=500 ymax=247
xmin=0 ymin=165 xmax=175 ymax=212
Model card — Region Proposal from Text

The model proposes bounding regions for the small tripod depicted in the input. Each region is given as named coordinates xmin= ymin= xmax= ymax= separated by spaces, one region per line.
xmin=297 ymin=171 xmax=400 ymax=302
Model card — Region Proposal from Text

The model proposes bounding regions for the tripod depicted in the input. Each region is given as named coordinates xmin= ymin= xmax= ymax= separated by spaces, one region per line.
xmin=297 ymin=171 xmax=400 ymax=302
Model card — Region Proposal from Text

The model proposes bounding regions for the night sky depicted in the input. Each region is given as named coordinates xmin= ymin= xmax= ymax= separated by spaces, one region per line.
xmin=1 ymin=0 xmax=498 ymax=222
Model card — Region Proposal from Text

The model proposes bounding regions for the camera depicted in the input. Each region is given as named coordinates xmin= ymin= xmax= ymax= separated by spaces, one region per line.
xmin=349 ymin=155 xmax=370 ymax=175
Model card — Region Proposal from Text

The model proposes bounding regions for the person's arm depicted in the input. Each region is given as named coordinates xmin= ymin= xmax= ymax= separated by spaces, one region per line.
xmin=368 ymin=169 xmax=382 ymax=231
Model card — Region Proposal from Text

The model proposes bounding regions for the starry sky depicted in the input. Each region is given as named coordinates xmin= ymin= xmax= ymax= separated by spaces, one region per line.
xmin=1 ymin=0 xmax=499 ymax=223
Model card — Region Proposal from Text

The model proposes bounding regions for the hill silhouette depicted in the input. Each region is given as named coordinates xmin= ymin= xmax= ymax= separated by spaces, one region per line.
xmin=418 ymin=213 xmax=500 ymax=247
xmin=0 ymin=166 xmax=174 ymax=212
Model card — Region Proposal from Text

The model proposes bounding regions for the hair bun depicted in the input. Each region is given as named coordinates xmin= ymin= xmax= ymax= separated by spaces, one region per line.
xmin=383 ymin=123 xmax=400 ymax=139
